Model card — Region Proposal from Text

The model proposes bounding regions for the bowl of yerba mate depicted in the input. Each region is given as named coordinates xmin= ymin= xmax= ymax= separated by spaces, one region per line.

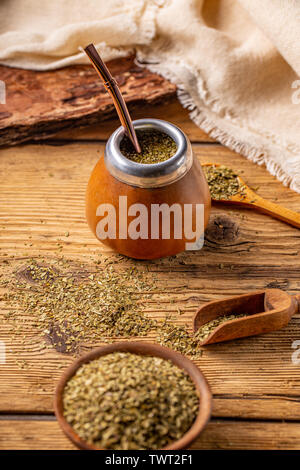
xmin=54 ymin=342 xmax=212 ymax=450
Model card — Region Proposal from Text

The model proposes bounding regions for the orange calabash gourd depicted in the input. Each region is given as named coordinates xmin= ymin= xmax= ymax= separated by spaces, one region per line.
xmin=86 ymin=119 xmax=211 ymax=259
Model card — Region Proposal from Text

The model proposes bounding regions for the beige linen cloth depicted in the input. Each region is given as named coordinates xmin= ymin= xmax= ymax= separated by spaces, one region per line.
xmin=0 ymin=0 xmax=299 ymax=191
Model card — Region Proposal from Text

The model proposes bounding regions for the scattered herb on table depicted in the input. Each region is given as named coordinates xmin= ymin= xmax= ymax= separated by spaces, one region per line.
xmin=157 ymin=315 xmax=201 ymax=357
xmin=63 ymin=352 xmax=199 ymax=450
xmin=2 ymin=258 xmax=202 ymax=358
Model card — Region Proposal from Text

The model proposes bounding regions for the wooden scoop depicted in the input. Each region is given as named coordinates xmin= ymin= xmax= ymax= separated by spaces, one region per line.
xmin=203 ymin=163 xmax=300 ymax=229
xmin=193 ymin=289 xmax=300 ymax=345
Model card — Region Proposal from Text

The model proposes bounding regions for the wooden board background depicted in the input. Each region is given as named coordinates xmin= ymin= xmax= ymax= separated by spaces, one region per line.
xmin=0 ymin=98 xmax=300 ymax=450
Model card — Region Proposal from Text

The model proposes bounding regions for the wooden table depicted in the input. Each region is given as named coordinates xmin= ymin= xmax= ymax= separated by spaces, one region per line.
xmin=0 ymin=99 xmax=300 ymax=450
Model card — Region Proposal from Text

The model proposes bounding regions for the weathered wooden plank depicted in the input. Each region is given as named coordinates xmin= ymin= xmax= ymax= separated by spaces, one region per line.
xmin=0 ymin=140 xmax=300 ymax=427
xmin=0 ymin=418 xmax=74 ymax=450
xmin=0 ymin=57 xmax=176 ymax=147
xmin=0 ymin=142 xmax=299 ymax=261
xmin=0 ymin=301 xmax=300 ymax=410
xmin=1 ymin=418 xmax=300 ymax=450
xmin=213 ymin=397 xmax=300 ymax=420
xmin=191 ymin=420 xmax=300 ymax=450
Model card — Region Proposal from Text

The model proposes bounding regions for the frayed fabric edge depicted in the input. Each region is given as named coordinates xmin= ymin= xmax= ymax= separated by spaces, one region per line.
xmin=139 ymin=57 xmax=300 ymax=194
xmin=178 ymin=87 xmax=300 ymax=193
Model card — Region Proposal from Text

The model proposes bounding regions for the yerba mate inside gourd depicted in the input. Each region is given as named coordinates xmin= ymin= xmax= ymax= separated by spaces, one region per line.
xmin=120 ymin=129 xmax=177 ymax=164
xmin=63 ymin=352 xmax=199 ymax=450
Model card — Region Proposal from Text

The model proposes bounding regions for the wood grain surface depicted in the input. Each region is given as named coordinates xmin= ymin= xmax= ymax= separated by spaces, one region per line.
xmin=0 ymin=100 xmax=300 ymax=450
xmin=1 ymin=418 xmax=300 ymax=450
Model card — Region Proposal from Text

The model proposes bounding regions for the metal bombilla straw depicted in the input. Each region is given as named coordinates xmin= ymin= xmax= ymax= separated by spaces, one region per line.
xmin=84 ymin=44 xmax=141 ymax=154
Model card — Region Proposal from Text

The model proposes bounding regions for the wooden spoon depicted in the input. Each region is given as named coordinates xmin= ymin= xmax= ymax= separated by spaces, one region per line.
xmin=193 ymin=289 xmax=300 ymax=345
xmin=54 ymin=341 xmax=212 ymax=450
xmin=203 ymin=163 xmax=300 ymax=229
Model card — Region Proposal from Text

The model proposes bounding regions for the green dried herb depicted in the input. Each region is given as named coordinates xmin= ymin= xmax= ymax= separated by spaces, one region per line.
xmin=203 ymin=165 xmax=246 ymax=200
xmin=195 ymin=313 xmax=247 ymax=343
xmin=63 ymin=352 xmax=199 ymax=450
xmin=4 ymin=260 xmax=154 ymax=351
xmin=120 ymin=129 xmax=177 ymax=164
xmin=2 ymin=258 xmax=202 ymax=357
xmin=157 ymin=316 xmax=202 ymax=358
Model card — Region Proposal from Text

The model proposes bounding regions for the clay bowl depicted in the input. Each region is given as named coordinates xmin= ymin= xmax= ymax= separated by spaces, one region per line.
xmin=54 ymin=341 xmax=212 ymax=450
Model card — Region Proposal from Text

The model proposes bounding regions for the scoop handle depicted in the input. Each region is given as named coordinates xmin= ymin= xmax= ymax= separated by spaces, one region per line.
xmin=293 ymin=294 xmax=300 ymax=313
xmin=265 ymin=290 xmax=300 ymax=316
xmin=249 ymin=193 xmax=300 ymax=229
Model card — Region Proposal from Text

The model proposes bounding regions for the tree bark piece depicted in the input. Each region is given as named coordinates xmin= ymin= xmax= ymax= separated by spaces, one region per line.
xmin=0 ymin=56 xmax=176 ymax=147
